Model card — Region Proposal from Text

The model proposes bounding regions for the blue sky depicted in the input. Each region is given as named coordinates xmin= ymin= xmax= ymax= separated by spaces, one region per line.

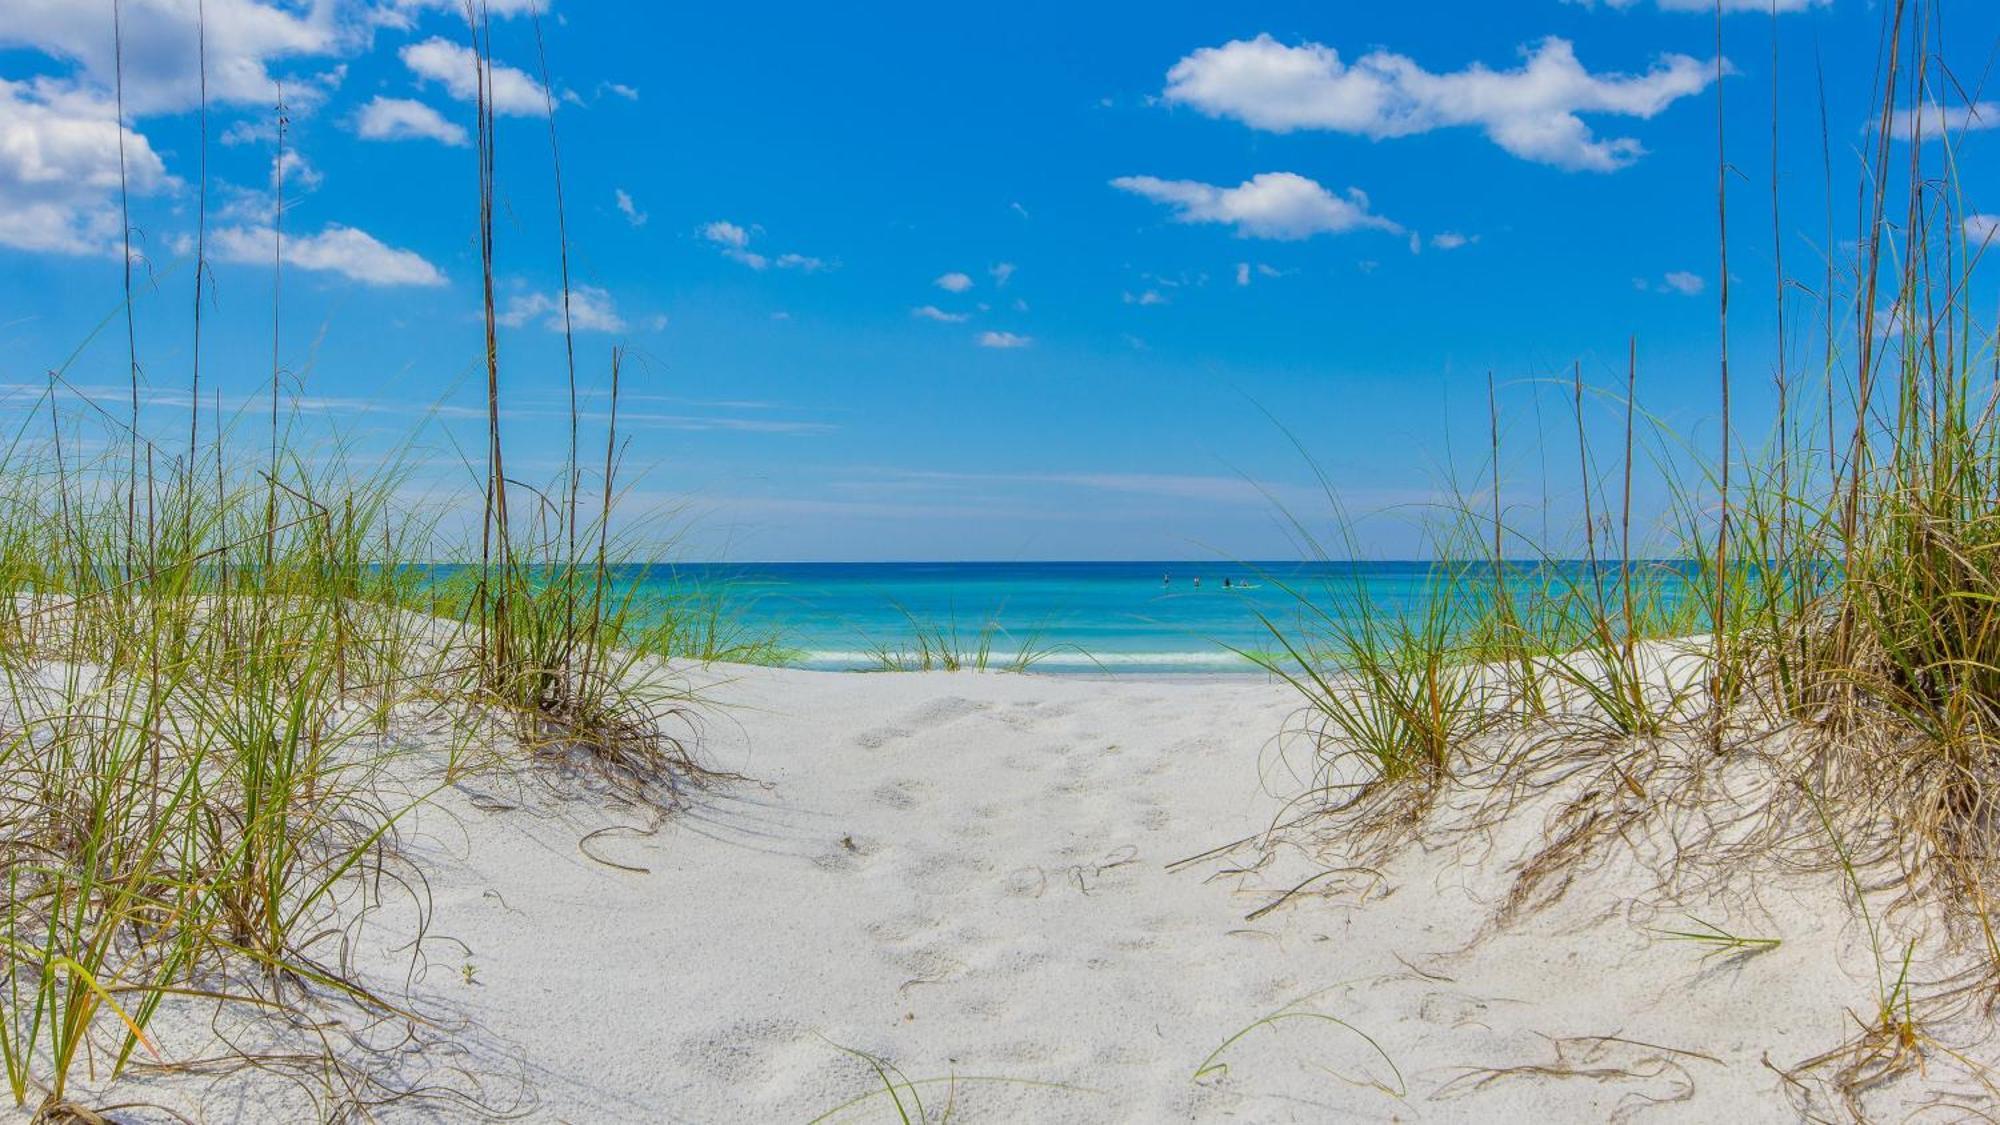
xmin=0 ymin=0 xmax=1994 ymax=560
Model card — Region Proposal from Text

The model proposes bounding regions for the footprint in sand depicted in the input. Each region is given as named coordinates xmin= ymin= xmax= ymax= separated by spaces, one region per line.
xmin=904 ymin=696 xmax=991 ymax=726
xmin=871 ymin=779 xmax=927 ymax=809
xmin=853 ymin=725 xmax=913 ymax=750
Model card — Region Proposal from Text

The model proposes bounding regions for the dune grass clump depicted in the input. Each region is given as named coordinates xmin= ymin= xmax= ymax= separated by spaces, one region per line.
xmin=0 ymin=8 xmax=729 ymax=1119
xmin=1250 ymin=1 xmax=2000 ymax=1109
xmin=862 ymin=607 xmax=1066 ymax=673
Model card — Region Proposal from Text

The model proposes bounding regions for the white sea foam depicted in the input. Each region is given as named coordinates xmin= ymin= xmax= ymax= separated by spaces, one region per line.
xmin=796 ymin=649 xmax=1254 ymax=668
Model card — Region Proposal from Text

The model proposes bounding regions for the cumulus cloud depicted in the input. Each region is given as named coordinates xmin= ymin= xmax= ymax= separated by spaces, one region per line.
xmin=1162 ymin=34 xmax=1714 ymax=172
xmin=401 ymin=37 xmax=548 ymax=116
xmin=1888 ymin=101 xmax=1999 ymax=142
xmin=935 ymin=272 xmax=974 ymax=293
xmin=272 ymin=149 xmax=320 ymax=190
xmin=1111 ymin=171 xmax=1400 ymax=240
xmin=615 ymin=188 xmax=647 ymax=226
xmin=0 ymin=78 xmax=175 ymax=255
xmin=0 ymin=0 xmax=349 ymax=115
xmin=353 ymin=96 xmax=467 ymax=146
xmin=1430 ymin=231 xmax=1478 ymax=250
xmin=499 ymin=285 xmax=628 ymax=333
xmin=977 ymin=331 xmax=1032 ymax=349
xmin=206 ymin=222 xmax=445 ymax=286
xmin=912 ymin=305 xmax=968 ymax=323
xmin=989 ymin=262 xmax=1016 ymax=285
xmin=701 ymin=220 xmax=826 ymax=271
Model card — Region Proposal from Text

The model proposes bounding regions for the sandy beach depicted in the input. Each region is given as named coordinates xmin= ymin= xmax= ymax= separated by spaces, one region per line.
xmin=82 ymin=656 xmax=1950 ymax=1123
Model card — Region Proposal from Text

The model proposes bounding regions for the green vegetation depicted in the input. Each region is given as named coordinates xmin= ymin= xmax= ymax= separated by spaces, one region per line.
xmin=0 ymin=10 xmax=751 ymax=1120
xmin=1252 ymin=3 xmax=2000 ymax=1105
xmin=861 ymin=607 xmax=1070 ymax=673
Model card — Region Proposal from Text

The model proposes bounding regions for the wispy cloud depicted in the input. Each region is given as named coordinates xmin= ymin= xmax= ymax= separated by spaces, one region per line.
xmin=912 ymin=305 xmax=969 ymax=323
xmin=702 ymin=220 xmax=828 ymax=271
xmin=615 ymin=189 xmax=648 ymax=227
xmin=1112 ymin=172 xmax=1399 ymax=240
xmin=1634 ymin=270 xmax=1704 ymax=296
xmin=977 ymin=330 xmax=1032 ymax=349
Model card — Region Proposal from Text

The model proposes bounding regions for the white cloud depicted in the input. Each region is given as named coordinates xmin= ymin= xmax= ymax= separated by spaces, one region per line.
xmin=0 ymin=78 xmax=175 ymax=255
xmin=1634 ymin=270 xmax=1704 ymax=296
xmin=401 ymin=36 xmax=548 ymax=116
xmin=0 ymin=0 xmax=349 ymax=115
xmin=615 ymin=188 xmax=647 ymax=226
xmin=1430 ymin=231 xmax=1477 ymax=250
xmin=703 ymin=220 xmax=750 ymax=248
xmin=700 ymin=220 xmax=827 ymax=271
xmin=1662 ymin=270 xmax=1703 ymax=295
xmin=598 ymin=81 xmax=640 ymax=101
xmin=989 ymin=261 xmax=1016 ymax=285
xmin=207 ymin=222 xmax=445 ymax=286
xmin=1111 ymin=171 xmax=1399 ymax=240
xmin=935 ymin=271 xmax=974 ymax=293
xmin=912 ymin=305 xmax=968 ymax=323
xmin=1888 ymin=102 xmax=1999 ymax=142
xmin=1123 ymin=289 xmax=1168 ymax=306
xmin=1966 ymin=214 xmax=2000 ymax=245
xmin=702 ymin=220 xmax=765 ymax=268
xmin=353 ymin=95 xmax=467 ymax=146
xmin=977 ymin=331 xmax=1031 ymax=349
xmin=1162 ymin=34 xmax=1713 ymax=172
xmin=499 ymin=285 xmax=628 ymax=332
xmin=272 ymin=149 xmax=320 ymax=189
xmin=1236 ymin=262 xmax=1288 ymax=284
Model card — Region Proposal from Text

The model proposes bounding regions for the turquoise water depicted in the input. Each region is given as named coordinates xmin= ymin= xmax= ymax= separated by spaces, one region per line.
xmin=649 ymin=561 xmax=1460 ymax=674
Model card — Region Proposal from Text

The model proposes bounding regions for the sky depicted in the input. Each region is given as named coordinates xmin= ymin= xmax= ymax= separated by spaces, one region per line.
xmin=0 ymin=0 xmax=1995 ymax=560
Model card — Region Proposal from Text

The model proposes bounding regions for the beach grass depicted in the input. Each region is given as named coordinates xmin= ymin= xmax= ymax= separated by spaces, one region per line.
xmin=1246 ymin=1 xmax=2000 ymax=1105
xmin=0 ymin=9 xmax=760 ymax=1117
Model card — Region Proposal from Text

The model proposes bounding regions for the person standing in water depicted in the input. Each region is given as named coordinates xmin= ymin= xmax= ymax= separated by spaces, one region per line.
xmin=1193 ymin=577 xmax=1200 ymax=589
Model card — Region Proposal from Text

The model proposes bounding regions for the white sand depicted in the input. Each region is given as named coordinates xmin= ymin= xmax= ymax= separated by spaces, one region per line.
xmin=68 ymin=658 xmax=1985 ymax=1121
xmin=292 ymin=661 xmax=1964 ymax=1123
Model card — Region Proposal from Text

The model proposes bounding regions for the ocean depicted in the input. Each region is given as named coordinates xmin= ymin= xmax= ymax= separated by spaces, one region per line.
xmin=651 ymin=560 xmax=1468 ymax=674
